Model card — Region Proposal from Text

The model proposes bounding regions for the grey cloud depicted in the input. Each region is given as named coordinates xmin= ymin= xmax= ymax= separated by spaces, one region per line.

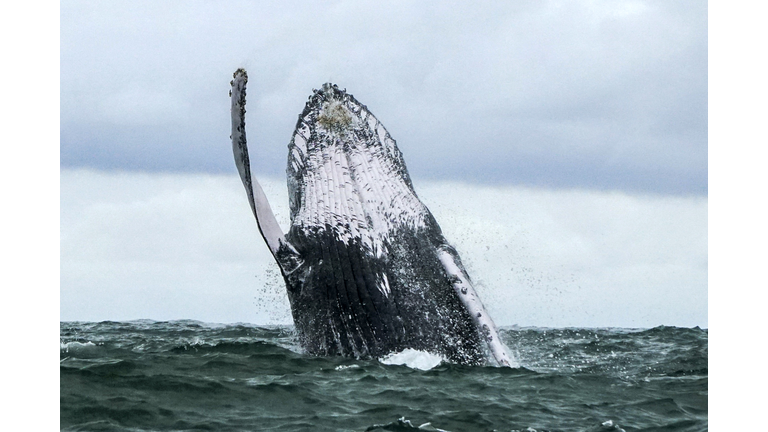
xmin=61 ymin=0 xmax=707 ymax=195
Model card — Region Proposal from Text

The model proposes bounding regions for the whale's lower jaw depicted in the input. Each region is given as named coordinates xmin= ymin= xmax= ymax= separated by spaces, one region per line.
xmin=283 ymin=224 xmax=485 ymax=365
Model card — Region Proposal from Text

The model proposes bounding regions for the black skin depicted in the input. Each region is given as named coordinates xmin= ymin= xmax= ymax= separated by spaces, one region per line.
xmin=282 ymin=221 xmax=485 ymax=365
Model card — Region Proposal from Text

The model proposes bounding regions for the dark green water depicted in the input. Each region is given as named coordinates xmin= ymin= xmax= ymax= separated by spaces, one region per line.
xmin=60 ymin=321 xmax=707 ymax=431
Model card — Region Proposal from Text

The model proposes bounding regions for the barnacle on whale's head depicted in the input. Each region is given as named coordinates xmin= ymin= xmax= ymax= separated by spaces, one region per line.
xmin=318 ymin=99 xmax=353 ymax=131
xmin=316 ymin=84 xmax=353 ymax=132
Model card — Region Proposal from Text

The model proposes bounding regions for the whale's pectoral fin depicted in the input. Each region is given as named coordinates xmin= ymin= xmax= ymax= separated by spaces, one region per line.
xmin=436 ymin=244 xmax=513 ymax=367
xmin=230 ymin=69 xmax=302 ymax=274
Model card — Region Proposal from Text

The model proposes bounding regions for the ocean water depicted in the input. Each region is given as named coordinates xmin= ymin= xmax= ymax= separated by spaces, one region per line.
xmin=60 ymin=321 xmax=707 ymax=431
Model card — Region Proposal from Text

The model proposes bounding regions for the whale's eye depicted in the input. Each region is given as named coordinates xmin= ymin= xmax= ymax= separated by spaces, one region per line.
xmin=318 ymin=100 xmax=352 ymax=131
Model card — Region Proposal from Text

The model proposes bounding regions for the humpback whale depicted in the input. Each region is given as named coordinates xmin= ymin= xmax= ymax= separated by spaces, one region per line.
xmin=230 ymin=69 xmax=511 ymax=367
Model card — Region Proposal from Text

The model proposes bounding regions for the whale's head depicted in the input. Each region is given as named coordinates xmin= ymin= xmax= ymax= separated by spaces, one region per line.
xmin=287 ymin=83 xmax=405 ymax=176
xmin=303 ymin=83 xmax=362 ymax=134
xmin=285 ymin=84 xmax=427 ymax=249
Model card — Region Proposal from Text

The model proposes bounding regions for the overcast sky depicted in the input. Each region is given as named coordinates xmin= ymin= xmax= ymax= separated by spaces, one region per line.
xmin=61 ymin=0 xmax=707 ymax=194
xmin=61 ymin=169 xmax=707 ymax=328
xmin=58 ymin=0 xmax=708 ymax=328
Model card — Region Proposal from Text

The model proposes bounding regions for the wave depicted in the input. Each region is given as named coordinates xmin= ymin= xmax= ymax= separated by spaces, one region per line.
xmin=60 ymin=321 xmax=707 ymax=432
xmin=60 ymin=341 xmax=97 ymax=352
xmin=169 ymin=340 xmax=294 ymax=356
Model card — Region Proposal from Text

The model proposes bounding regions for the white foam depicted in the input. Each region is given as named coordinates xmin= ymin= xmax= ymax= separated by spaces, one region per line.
xmin=379 ymin=348 xmax=445 ymax=370
xmin=600 ymin=420 xmax=627 ymax=432
xmin=334 ymin=364 xmax=360 ymax=371
xmin=60 ymin=341 xmax=96 ymax=352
